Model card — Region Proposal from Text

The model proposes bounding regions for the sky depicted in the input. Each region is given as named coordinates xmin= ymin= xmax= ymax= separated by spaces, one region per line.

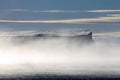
xmin=0 ymin=0 xmax=120 ymax=35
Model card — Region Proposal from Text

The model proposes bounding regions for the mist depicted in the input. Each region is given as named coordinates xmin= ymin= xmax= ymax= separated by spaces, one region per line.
xmin=0 ymin=34 xmax=120 ymax=77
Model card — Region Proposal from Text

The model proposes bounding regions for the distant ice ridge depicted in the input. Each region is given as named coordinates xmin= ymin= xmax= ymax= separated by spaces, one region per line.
xmin=0 ymin=30 xmax=91 ymax=36
xmin=0 ymin=29 xmax=94 ymax=45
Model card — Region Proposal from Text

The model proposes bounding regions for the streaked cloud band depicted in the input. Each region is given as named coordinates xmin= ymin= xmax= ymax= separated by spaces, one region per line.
xmin=87 ymin=10 xmax=120 ymax=13
xmin=0 ymin=14 xmax=119 ymax=24
xmin=2 ymin=9 xmax=120 ymax=13
xmin=94 ymin=32 xmax=120 ymax=38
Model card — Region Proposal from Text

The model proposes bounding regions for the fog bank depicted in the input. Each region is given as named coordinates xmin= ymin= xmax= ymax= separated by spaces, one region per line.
xmin=0 ymin=35 xmax=120 ymax=77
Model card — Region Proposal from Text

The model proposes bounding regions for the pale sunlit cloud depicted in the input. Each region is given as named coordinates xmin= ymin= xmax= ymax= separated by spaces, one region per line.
xmin=107 ymin=14 xmax=120 ymax=17
xmin=2 ymin=9 xmax=120 ymax=13
xmin=0 ymin=31 xmax=38 ymax=36
xmin=32 ymin=10 xmax=81 ymax=13
xmin=94 ymin=32 xmax=120 ymax=38
xmin=32 ymin=10 xmax=66 ymax=13
xmin=10 ymin=9 xmax=28 ymax=12
xmin=5 ymin=9 xmax=28 ymax=12
xmin=87 ymin=10 xmax=120 ymax=13
xmin=0 ymin=14 xmax=120 ymax=24
xmin=3 ymin=9 xmax=81 ymax=13
xmin=40 ymin=10 xmax=66 ymax=13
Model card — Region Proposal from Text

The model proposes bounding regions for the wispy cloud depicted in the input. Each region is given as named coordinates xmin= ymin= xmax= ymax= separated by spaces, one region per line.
xmin=0 ymin=8 xmax=120 ymax=24
xmin=32 ymin=10 xmax=66 ymax=13
xmin=2 ymin=9 xmax=120 ymax=14
xmin=0 ymin=14 xmax=119 ymax=24
xmin=107 ymin=14 xmax=120 ymax=17
xmin=32 ymin=10 xmax=82 ymax=13
xmin=1 ymin=9 xmax=28 ymax=12
xmin=0 ymin=31 xmax=38 ymax=36
xmin=2 ymin=9 xmax=120 ymax=13
xmin=94 ymin=32 xmax=120 ymax=38
xmin=87 ymin=10 xmax=120 ymax=13
xmin=2 ymin=9 xmax=81 ymax=13
xmin=37 ymin=10 xmax=66 ymax=13
xmin=10 ymin=9 xmax=28 ymax=12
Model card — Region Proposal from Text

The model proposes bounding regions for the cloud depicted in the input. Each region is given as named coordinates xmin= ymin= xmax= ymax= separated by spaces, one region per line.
xmin=2 ymin=9 xmax=120 ymax=13
xmin=37 ymin=10 xmax=66 ymax=13
xmin=10 ymin=9 xmax=28 ymax=12
xmin=32 ymin=10 xmax=66 ymax=13
xmin=0 ymin=9 xmax=120 ymax=24
xmin=107 ymin=14 xmax=120 ymax=17
xmin=87 ymin=10 xmax=120 ymax=13
xmin=0 ymin=30 xmax=120 ymax=76
xmin=32 ymin=10 xmax=81 ymax=13
xmin=0 ymin=31 xmax=38 ymax=36
xmin=1 ymin=9 xmax=28 ymax=12
xmin=2 ymin=9 xmax=81 ymax=13
xmin=94 ymin=32 xmax=120 ymax=38
xmin=0 ymin=14 xmax=120 ymax=24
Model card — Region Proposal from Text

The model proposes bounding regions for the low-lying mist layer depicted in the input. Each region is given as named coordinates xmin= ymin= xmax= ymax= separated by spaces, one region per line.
xmin=0 ymin=36 xmax=120 ymax=77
